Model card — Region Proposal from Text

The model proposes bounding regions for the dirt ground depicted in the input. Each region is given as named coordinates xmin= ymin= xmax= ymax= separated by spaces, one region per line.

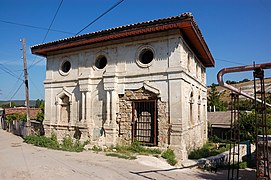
xmin=0 ymin=129 xmax=256 ymax=180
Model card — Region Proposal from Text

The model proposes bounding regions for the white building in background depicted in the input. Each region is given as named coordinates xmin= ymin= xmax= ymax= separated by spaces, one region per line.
xmin=31 ymin=12 xmax=214 ymax=161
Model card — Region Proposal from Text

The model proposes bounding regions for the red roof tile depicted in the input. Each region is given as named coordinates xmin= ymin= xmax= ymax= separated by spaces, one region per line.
xmin=31 ymin=13 xmax=214 ymax=67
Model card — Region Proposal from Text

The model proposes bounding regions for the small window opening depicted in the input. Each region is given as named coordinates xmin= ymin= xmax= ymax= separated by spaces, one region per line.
xmin=190 ymin=92 xmax=194 ymax=125
xmin=139 ymin=49 xmax=154 ymax=64
xmin=95 ymin=55 xmax=107 ymax=69
xmin=61 ymin=61 xmax=71 ymax=73
xmin=187 ymin=53 xmax=191 ymax=71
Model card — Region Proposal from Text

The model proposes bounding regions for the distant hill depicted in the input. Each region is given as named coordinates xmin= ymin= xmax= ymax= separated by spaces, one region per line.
xmin=0 ymin=100 xmax=37 ymax=107
xmin=208 ymin=78 xmax=271 ymax=104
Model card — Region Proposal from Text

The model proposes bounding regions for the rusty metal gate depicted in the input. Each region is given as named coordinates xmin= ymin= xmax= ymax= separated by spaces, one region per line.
xmin=254 ymin=68 xmax=270 ymax=179
xmin=217 ymin=63 xmax=271 ymax=180
xmin=132 ymin=100 xmax=157 ymax=146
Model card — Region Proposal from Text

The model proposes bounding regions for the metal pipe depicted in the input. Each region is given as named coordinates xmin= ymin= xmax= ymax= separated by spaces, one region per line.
xmin=217 ymin=63 xmax=271 ymax=107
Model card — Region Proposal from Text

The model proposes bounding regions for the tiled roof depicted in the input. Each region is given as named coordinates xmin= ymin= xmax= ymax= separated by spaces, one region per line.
xmin=208 ymin=111 xmax=232 ymax=128
xmin=31 ymin=12 xmax=214 ymax=67
xmin=4 ymin=107 xmax=41 ymax=120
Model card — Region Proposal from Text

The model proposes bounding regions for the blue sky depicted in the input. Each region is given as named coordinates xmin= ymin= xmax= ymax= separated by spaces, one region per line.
xmin=0 ymin=0 xmax=270 ymax=101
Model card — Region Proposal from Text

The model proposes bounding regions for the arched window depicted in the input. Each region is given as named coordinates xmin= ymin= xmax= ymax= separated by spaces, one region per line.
xmin=60 ymin=95 xmax=70 ymax=124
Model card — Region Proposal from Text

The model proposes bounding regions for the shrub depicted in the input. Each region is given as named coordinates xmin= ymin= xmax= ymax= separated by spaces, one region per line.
xmin=24 ymin=134 xmax=60 ymax=149
xmin=24 ymin=134 xmax=87 ymax=152
xmin=92 ymin=145 xmax=102 ymax=152
xmin=161 ymin=149 xmax=177 ymax=166
xmin=188 ymin=142 xmax=230 ymax=159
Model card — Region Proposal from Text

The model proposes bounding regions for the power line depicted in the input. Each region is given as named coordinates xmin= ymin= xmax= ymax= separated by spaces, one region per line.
xmin=5 ymin=73 xmax=23 ymax=100
xmin=0 ymin=19 xmax=74 ymax=35
xmin=29 ymin=77 xmax=43 ymax=98
xmin=42 ymin=0 xmax=64 ymax=43
xmin=75 ymin=0 xmax=125 ymax=35
xmin=215 ymin=58 xmax=246 ymax=66
xmin=0 ymin=63 xmax=23 ymax=81
xmin=28 ymin=58 xmax=45 ymax=70
xmin=8 ymin=81 xmax=24 ymax=101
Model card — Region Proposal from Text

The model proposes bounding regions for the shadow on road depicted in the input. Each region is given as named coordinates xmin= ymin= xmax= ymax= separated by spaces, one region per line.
xmin=130 ymin=168 xmax=256 ymax=180
xmin=130 ymin=168 xmax=181 ymax=179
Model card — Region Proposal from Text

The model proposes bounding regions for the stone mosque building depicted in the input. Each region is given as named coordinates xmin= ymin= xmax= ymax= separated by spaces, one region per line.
xmin=31 ymin=12 xmax=214 ymax=161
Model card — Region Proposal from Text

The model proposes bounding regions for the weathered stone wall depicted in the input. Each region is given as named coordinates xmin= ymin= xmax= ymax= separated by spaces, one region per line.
xmin=117 ymin=88 xmax=168 ymax=146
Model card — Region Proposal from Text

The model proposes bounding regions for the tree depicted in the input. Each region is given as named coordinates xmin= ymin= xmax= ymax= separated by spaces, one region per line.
xmin=35 ymin=99 xmax=44 ymax=109
xmin=0 ymin=102 xmax=17 ymax=108
xmin=35 ymin=99 xmax=44 ymax=122
xmin=207 ymin=83 xmax=227 ymax=111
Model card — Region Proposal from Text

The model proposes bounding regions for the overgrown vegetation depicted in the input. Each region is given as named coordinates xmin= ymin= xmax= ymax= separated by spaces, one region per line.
xmin=106 ymin=153 xmax=136 ymax=160
xmin=188 ymin=142 xmax=230 ymax=159
xmin=5 ymin=113 xmax=26 ymax=122
xmin=102 ymin=141 xmax=177 ymax=165
xmin=161 ymin=149 xmax=177 ymax=166
xmin=24 ymin=134 xmax=88 ymax=152
xmin=105 ymin=141 xmax=162 ymax=159
xmin=207 ymin=83 xmax=227 ymax=112
xmin=113 ymin=141 xmax=162 ymax=155
xmin=35 ymin=99 xmax=44 ymax=121
xmin=92 ymin=145 xmax=102 ymax=152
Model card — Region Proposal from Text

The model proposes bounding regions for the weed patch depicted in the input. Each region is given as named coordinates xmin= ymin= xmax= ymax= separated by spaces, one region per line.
xmin=106 ymin=153 xmax=136 ymax=160
xmin=24 ymin=134 xmax=87 ymax=152
xmin=188 ymin=142 xmax=230 ymax=159
xmin=92 ymin=145 xmax=102 ymax=152
xmin=161 ymin=149 xmax=177 ymax=166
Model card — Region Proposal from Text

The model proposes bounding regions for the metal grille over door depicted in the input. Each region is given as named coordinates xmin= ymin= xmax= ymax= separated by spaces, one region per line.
xmin=132 ymin=100 xmax=157 ymax=146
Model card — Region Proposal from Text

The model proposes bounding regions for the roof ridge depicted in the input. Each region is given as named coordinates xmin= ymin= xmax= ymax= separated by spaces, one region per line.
xmin=31 ymin=12 xmax=193 ymax=48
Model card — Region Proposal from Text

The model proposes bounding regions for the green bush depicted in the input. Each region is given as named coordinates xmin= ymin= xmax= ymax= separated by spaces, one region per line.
xmin=24 ymin=134 xmax=87 ymax=152
xmin=92 ymin=145 xmax=102 ymax=152
xmin=24 ymin=134 xmax=60 ymax=149
xmin=188 ymin=142 xmax=230 ymax=159
xmin=161 ymin=149 xmax=177 ymax=166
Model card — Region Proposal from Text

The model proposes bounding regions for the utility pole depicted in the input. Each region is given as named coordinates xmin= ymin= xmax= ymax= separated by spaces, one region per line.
xmin=22 ymin=38 xmax=31 ymax=137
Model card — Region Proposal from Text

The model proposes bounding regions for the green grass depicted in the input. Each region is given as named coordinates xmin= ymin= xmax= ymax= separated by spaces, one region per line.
xmin=24 ymin=134 xmax=88 ymax=152
xmin=161 ymin=149 xmax=177 ymax=166
xmin=105 ymin=141 xmax=161 ymax=160
xmin=105 ymin=141 xmax=177 ymax=166
xmin=92 ymin=145 xmax=103 ymax=152
xmin=188 ymin=142 xmax=230 ymax=159
xmin=114 ymin=141 xmax=162 ymax=155
xmin=106 ymin=153 xmax=136 ymax=160
xmin=24 ymin=134 xmax=60 ymax=150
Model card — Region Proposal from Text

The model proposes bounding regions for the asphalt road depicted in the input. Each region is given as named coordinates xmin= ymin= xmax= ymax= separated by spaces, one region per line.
xmin=0 ymin=129 xmax=255 ymax=180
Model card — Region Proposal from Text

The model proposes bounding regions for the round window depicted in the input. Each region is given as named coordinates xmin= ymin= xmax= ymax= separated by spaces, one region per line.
xmin=139 ymin=49 xmax=154 ymax=64
xmin=61 ymin=60 xmax=71 ymax=73
xmin=95 ymin=55 xmax=107 ymax=69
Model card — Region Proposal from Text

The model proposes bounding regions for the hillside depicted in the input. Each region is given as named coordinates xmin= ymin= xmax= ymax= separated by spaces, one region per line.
xmin=0 ymin=100 xmax=37 ymax=107
xmin=209 ymin=78 xmax=271 ymax=104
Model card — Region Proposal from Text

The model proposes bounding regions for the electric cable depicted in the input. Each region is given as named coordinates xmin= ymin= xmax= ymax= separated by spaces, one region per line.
xmin=8 ymin=81 xmax=24 ymax=101
xmin=0 ymin=19 xmax=74 ymax=35
xmin=42 ymin=0 xmax=64 ymax=43
xmin=29 ymin=77 xmax=43 ymax=98
xmin=75 ymin=0 xmax=125 ymax=35
xmin=0 ymin=63 xmax=23 ymax=81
